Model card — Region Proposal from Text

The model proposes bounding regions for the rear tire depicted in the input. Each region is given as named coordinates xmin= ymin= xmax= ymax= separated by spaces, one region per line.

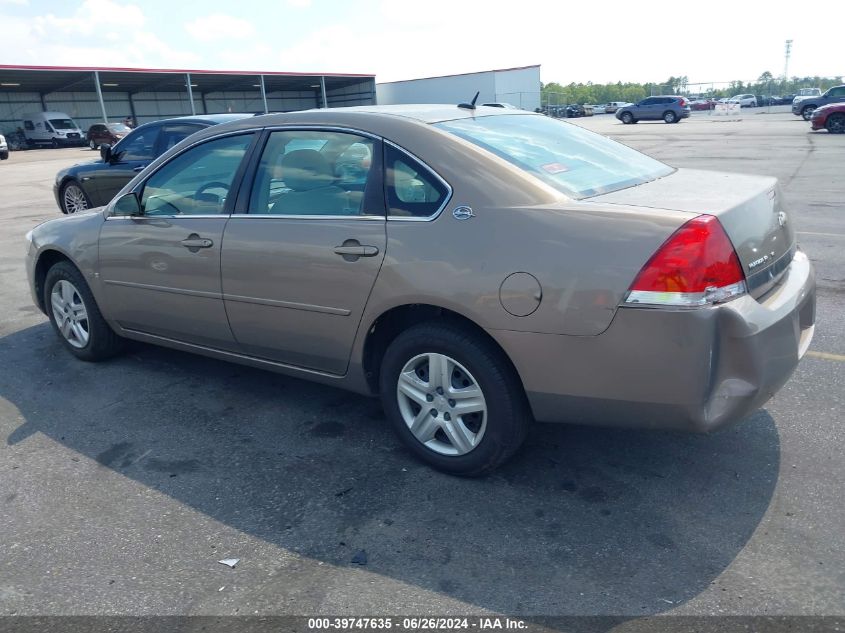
xmin=44 ymin=261 xmax=123 ymax=362
xmin=663 ymin=111 xmax=677 ymax=124
xmin=379 ymin=322 xmax=530 ymax=476
xmin=826 ymin=113 xmax=845 ymax=134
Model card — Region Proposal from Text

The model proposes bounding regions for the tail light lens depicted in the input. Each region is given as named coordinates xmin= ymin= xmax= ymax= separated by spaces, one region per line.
xmin=625 ymin=214 xmax=747 ymax=307
xmin=679 ymin=98 xmax=687 ymax=106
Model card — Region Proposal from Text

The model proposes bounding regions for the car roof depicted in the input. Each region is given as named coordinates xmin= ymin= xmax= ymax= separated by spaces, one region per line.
xmin=295 ymin=104 xmax=536 ymax=124
xmin=135 ymin=112 xmax=254 ymax=130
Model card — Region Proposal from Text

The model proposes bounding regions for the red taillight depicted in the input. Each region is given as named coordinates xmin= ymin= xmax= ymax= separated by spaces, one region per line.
xmin=679 ymin=98 xmax=687 ymax=106
xmin=625 ymin=214 xmax=747 ymax=307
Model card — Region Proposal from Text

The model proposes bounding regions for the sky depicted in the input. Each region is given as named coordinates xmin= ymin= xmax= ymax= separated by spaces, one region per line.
xmin=0 ymin=0 xmax=840 ymax=87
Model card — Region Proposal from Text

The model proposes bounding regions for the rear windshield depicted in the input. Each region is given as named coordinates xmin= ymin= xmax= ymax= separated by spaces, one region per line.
xmin=107 ymin=123 xmax=131 ymax=133
xmin=434 ymin=114 xmax=673 ymax=199
xmin=49 ymin=118 xmax=77 ymax=130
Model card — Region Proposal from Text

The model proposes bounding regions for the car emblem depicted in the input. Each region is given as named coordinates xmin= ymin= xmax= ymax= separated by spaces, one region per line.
xmin=452 ymin=206 xmax=475 ymax=220
xmin=777 ymin=211 xmax=787 ymax=227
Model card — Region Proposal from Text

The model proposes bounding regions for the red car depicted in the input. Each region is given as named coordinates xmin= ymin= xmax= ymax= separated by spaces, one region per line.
xmin=810 ymin=103 xmax=845 ymax=134
xmin=86 ymin=122 xmax=132 ymax=150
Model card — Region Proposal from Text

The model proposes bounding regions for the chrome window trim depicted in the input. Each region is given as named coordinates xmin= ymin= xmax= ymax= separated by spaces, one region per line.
xmin=229 ymin=214 xmax=385 ymax=221
xmin=105 ymin=214 xmax=229 ymax=221
xmin=260 ymin=125 xmax=382 ymax=141
xmin=383 ymin=139 xmax=453 ymax=222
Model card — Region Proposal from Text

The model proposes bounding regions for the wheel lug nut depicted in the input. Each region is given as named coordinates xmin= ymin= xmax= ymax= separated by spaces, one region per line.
xmin=448 ymin=399 xmax=456 ymax=407
xmin=430 ymin=409 xmax=438 ymax=417
xmin=443 ymin=412 xmax=451 ymax=421
xmin=426 ymin=394 xmax=433 ymax=402
xmin=436 ymin=387 xmax=444 ymax=395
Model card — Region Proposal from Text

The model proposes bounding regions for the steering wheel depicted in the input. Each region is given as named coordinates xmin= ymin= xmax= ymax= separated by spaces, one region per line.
xmin=194 ymin=181 xmax=230 ymax=201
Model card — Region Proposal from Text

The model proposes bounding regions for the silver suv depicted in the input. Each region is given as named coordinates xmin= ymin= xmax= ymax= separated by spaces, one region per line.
xmin=615 ymin=96 xmax=691 ymax=124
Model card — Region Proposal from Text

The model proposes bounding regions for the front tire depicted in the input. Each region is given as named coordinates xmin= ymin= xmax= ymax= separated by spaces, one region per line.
xmin=826 ymin=113 xmax=845 ymax=134
xmin=802 ymin=106 xmax=815 ymax=121
xmin=44 ymin=261 xmax=123 ymax=361
xmin=60 ymin=181 xmax=91 ymax=214
xmin=89 ymin=139 xmax=97 ymax=150
xmin=379 ymin=323 xmax=530 ymax=476
xmin=621 ymin=112 xmax=633 ymax=124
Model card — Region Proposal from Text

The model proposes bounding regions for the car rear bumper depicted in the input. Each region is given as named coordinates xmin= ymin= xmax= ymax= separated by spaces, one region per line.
xmin=491 ymin=249 xmax=815 ymax=432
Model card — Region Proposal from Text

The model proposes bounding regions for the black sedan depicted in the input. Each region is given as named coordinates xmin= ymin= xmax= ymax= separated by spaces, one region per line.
xmin=54 ymin=113 xmax=252 ymax=214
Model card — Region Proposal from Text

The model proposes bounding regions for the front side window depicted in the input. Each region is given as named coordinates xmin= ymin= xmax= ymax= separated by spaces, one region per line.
xmin=116 ymin=126 xmax=160 ymax=161
xmin=140 ymin=134 xmax=252 ymax=216
xmin=435 ymin=114 xmax=673 ymax=199
xmin=248 ymin=130 xmax=377 ymax=216
xmin=385 ymin=146 xmax=449 ymax=217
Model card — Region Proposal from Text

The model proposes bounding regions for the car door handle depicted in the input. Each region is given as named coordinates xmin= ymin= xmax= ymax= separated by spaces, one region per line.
xmin=133 ymin=165 xmax=147 ymax=172
xmin=333 ymin=240 xmax=379 ymax=261
xmin=181 ymin=237 xmax=214 ymax=249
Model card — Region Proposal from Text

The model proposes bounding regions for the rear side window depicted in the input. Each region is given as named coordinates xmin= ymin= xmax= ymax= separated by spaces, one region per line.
xmin=24 ymin=121 xmax=34 ymax=131
xmin=157 ymin=123 xmax=205 ymax=153
xmin=247 ymin=129 xmax=379 ymax=216
xmin=385 ymin=145 xmax=449 ymax=218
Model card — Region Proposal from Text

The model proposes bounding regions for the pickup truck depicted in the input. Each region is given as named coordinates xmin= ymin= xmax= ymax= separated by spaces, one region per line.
xmin=792 ymin=85 xmax=845 ymax=120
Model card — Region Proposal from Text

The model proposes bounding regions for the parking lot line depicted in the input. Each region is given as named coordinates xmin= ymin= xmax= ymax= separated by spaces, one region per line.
xmin=806 ymin=350 xmax=845 ymax=362
xmin=798 ymin=231 xmax=845 ymax=238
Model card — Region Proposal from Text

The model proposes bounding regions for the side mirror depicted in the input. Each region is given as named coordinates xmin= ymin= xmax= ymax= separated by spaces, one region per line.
xmin=100 ymin=143 xmax=113 ymax=163
xmin=112 ymin=192 xmax=142 ymax=217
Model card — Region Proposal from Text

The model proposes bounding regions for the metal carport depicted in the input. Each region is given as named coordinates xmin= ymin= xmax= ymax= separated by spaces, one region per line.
xmin=0 ymin=65 xmax=376 ymax=135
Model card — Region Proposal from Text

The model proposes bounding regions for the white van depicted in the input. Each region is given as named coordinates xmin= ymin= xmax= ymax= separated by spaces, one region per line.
xmin=21 ymin=112 xmax=85 ymax=148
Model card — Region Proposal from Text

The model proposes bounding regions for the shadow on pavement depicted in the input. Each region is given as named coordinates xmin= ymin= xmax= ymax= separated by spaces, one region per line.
xmin=1 ymin=322 xmax=780 ymax=616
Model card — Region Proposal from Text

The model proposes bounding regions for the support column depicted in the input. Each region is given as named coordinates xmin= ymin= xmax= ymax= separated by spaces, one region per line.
xmin=93 ymin=71 xmax=109 ymax=123
xmin=320 ymin=75 xmax=328 ymax=109
xmin=127 ymin=92 xmax=138 ymax=127
xmin=185 ymin=73 xmax=196 ymax=115
xmin=260 ymin=75 xmax=269 ymax=114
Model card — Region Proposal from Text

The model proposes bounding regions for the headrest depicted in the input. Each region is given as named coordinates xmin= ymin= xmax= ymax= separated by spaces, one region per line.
xmin=281 ymin=149 xmax=334 ymax=192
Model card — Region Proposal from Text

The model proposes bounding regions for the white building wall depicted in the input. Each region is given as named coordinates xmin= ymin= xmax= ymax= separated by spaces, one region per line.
xmin=493 ymin=67 xmax=541 ymax=111
xmin=377 ymin=72 xmax=497 ymax=106
xmin=376 ymin=66 xmax=540 ymax=110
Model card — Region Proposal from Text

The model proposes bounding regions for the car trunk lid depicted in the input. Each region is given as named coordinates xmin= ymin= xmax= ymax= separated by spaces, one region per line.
xmin=589 ymin=168 xmax=796 ymax=299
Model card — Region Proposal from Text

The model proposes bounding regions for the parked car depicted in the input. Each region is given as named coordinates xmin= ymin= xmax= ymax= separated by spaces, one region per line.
xmin=810 ymin=103 xmax=845 ymax=134
xmin=728 ymin=94 xmax=757 ymax=108
xmin=26 ymin=105 xmax=816 ymax=475
xmin=615 ymin=96 xmax=691 ymax=124
xmin=605 ymin=102 xmax=629 ymax=114
xmin=54 ymin=113 xmax=252 ymax=214
xmin=691 ymin=98 xmax=717 ymax=111
xmin=0 ymin=134 xmax=8 ymax=160
xmin=86 ymin=122 xmax=132 ymax=150
xmin=21 ymin=111 xmax=85 ymax=148
xmin=566 ymin=104 xmax=585 ymax=118
xmin=582 ymin=104 xmax=594 ymax=116
xmin=591 ymin=104 xmax=607 ymax=114
xmin=792 ymin=85 xmax=845 ymax=121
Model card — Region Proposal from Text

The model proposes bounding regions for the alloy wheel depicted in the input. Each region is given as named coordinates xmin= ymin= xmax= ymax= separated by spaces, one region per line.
xmin=396 ymin=353 xmax=487 ymax=456
xmin=50 ymin=280 xmax=90 ymax=349
xmin=827 ymin=114 xmax=845 ymax=134
xmin=63 ymin=184 xmax=89 ymax=214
